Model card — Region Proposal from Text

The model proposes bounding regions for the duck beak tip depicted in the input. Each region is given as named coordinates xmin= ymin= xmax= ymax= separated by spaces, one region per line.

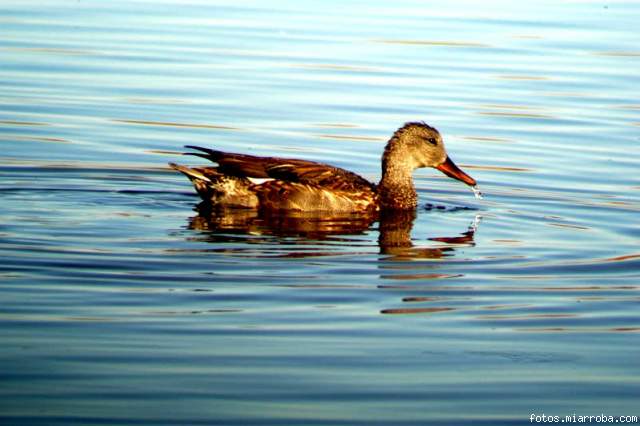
xmin=435 ymin=156 xmax=477 ymax=187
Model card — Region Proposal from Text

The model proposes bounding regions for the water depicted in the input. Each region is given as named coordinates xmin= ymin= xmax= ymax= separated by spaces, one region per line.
xmin=471 ymin=185 xmax=483 ymax=199
xmin=1 ymin=1 xmax=639 ymax=425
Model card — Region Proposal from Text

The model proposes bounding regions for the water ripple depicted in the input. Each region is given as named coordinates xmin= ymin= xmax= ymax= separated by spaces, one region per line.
xmin=1 ymin=1 xmax=640 ymax=424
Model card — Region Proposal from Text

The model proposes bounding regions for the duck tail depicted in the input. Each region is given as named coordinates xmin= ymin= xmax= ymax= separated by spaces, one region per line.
xmin=169 ymin=162 xmax=259 ymax=209
xmin=169 ymin=162 xmax=217 ymax=201
xmin=183 ymin=145 xmax=224 ymax=163
xmin=168 ymin=162 xmax=212 ymax=183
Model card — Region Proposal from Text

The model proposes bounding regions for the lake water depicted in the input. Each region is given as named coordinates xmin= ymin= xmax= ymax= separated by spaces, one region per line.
xmin=1 ymin=1 xmax=639 ymax=425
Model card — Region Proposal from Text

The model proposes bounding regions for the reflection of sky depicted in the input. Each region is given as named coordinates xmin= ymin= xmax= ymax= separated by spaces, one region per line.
xmin=2 ymin=0 xmax=638 ymax=267
xmin=1 ymin=0 xmax=638 ymax=196
xmin=2 ymin=2 xmax=640 ymax=424
xmin=7 ymin=4 xmax=640 ymax=297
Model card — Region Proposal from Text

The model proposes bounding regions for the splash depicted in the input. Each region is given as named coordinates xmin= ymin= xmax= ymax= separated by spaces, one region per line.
xmin=471 ymin=185 xmax=483 ymax=200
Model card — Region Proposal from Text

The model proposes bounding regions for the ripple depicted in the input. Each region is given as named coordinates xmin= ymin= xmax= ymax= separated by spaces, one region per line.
xmin=0 ymin=134 xmax=70 ymax=143
xmin=460 ymin=136 xmax=514 ymax=143
xmin=0 ymin=120 xmax=50 ymax=126
xmin=314 ymin=133 xmax=384 ymax=142
xmin=312 ymin=123 xmax=360 ymax=129
xmin=476 ymin=111 xmax=554 ymax=119
xmin=593 ymin=51 xmax=640 ymax=57
xmin=495 ymin=75 xmax=551 ymax=81
xmin=380 ymin=307 xmax=455 ymax=315
xmin=290 ymin=63 xmax=383 ymax=73
xmin=462 ymin=164 xmax=531 ymax=172
xmin=2 ymin=0 xmax=640 ymax=424
xmin=2 ymin=46 xmax=95 ymax=56
xmin=373 ymin=39 xmax=491 ymax=48
xmin=112 ymin=119 xmax=239 ymax=130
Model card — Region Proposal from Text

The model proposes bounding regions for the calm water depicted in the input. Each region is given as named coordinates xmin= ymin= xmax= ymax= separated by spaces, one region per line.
xmin=1 ymin=1 xmax=640 ymax=425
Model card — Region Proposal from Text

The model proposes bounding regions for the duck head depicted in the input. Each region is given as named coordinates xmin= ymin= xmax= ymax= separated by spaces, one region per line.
xmin=382 ymin=122 xmax=476 ymax=187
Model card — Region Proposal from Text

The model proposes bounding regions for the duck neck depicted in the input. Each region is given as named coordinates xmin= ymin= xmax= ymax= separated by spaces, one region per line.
xmin=378 ymin=153 xmax=417 ymax=210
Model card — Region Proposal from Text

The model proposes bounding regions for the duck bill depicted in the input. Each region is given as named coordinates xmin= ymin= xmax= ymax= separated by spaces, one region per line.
xmin=436 ymin=156 xmax=477 ymax=186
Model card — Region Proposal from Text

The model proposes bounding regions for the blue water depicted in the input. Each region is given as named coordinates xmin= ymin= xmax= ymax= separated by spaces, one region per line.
xmin=1 ymin=1 xmax=640 ymax=425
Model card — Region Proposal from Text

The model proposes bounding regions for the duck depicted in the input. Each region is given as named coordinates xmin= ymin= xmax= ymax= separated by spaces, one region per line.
xmin=169 ymin=121 xmax=477 ymax=212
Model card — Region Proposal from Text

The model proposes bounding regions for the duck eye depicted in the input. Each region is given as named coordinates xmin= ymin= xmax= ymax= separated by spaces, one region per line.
xmin=421 ymin=136 xmax=438 ymax=146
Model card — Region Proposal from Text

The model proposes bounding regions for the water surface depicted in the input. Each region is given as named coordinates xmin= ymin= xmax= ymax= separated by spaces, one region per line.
xmin=1 ymin=1 xmax=639 ymax=425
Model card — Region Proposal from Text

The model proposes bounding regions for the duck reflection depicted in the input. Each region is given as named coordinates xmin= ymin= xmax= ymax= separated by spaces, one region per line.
xmin=379 ymin=209 xmax=479 ymax=260
xmin=186 ymin=202 xmax=479 ymax=258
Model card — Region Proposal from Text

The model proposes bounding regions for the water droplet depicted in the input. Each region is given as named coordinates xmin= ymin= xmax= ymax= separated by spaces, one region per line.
xmin=470 ymin=214 xmax=482 ymax=233
xmin=471 ymin=185 xmax=483 ymax=199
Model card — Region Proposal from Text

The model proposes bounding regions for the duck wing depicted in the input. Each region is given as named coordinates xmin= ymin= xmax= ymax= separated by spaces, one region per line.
xmin=184 ymin=146 xmax=375 ymax=193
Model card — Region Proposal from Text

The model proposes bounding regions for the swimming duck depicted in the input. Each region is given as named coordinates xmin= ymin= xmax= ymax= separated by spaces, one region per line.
xmin=170 ymin=122 xmax=477 ymax=212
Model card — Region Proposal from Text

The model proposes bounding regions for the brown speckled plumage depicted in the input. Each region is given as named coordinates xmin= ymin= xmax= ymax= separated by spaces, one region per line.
xmin=170 ymin=122 xmax=476 ymax=212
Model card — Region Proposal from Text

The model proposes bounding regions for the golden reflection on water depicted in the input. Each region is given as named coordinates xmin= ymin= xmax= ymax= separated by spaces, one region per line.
xmin=312 ymin=123 xmax=360 ymax=129
xmin=380 ymin=273 xmax=463 ymax=280
xmin=113 ymin=118 xmax=238 ymax=130
xmin=592 ymin=51 xmax=640 ymax=57
xmin=290 ymin=63 xmax=381 ymax=72
xmin=146 ymin=149 xmax=184 ymax=156
xmin=461 ymin=164 xmax=531 ymax=172
xmin=546 ymin=222 xmax=590 ymax=230
xmin=123 ymin=97 xmax=187 ymax=105
xmin=460 ymin=136 xmax=513 ymax=143
xmin=475 ymin=103 xmax=555 ymax=119
xmin=2 ymin=46 xmax=94 ymax=56
xmin=374 ymin=39 xmax=490 ymax=48
xmin=188 ymin=205 xmax=375 ymax=240
xmin=477 ymin=111 xmax=553 ymax=119
xmin=495 ymin=75 xmax=550 ymax=81
xmin=402 ymin=296 xmax=440 ymax=302
xmin=479 ymin=313 xmax=577 ymax=320
xmin=511 ymin=35 xmax=543 ymax=40
xmin=516 ymin=327 xmax=640 ymax=333
xmin=381 ymin=307 xmax=455 ymax=315
xmin=480 ymin=103 xmax=546 ymax=111
xmin=314 ymin=134 xmax=384 ymax=142
xmin=0 ymin=135 xmax=70 ymax=143
xmin=603 ymin=253 xmax=640 ymax=262
xmin=0 ymin=120 xmax=50 ymax=126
